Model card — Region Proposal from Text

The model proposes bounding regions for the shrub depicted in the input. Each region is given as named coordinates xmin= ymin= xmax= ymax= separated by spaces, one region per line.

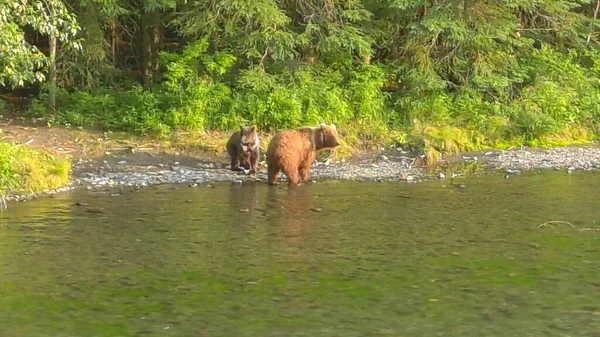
xmin=0 ymin=140 xmax=71 ymax=194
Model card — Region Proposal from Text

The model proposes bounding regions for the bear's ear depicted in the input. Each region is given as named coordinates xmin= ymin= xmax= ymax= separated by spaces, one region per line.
xmin=331 ymin=123 xmax=337 ymax=130
xmin=320 ymin=123 xmax=327 ymax=130
xmin=250 ymin=125 xmax=256 ymax=132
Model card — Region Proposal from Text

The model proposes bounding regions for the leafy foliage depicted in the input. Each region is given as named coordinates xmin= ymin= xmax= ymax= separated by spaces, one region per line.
xmin=0 ymin=0 xmax=81 ymax=87
xmin=4 ymin=0 xmax=600 ymax=156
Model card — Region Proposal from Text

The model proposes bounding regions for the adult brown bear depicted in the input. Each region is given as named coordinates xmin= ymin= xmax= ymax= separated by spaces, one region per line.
xmin=266 ymin=123 xmax=341 ymax=186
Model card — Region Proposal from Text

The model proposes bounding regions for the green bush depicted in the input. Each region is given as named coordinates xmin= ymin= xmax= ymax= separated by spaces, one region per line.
xmin=392 ymin=46 xmax=600 ymax=152
xmin=0 ymin=140 xmax=70 ymax=194
xmin=30 ymin=86 xmax=173 ymax=137
xmin=29 ymin=48 xmax=390 ymax=135
xmin=28 ymin=44 xmax=600 ymax=157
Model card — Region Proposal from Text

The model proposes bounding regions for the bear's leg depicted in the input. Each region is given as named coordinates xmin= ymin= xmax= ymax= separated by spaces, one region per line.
xmin=239 ymin=148 xmax=252 ymax=171
xmin=268 ymin=165 xmax=280 ymax=185
xmin=239 ymin=156 xmax=250 ymax=171
xmin=299 ymin=152 xmax=316 ymax=183
xmin=284 ymin=169 xmax=300 ymax=187
xmin=299 ymin=165 xmax=310 ymax=183
xmin=230 ymin=156 xmax=241 ymax=171
xmin=249 ymin=150 xmax=259 ymax=176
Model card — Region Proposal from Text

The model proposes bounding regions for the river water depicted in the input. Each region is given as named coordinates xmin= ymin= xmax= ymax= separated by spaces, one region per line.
xmin=1 ymin=170 xmax=599 ymax=336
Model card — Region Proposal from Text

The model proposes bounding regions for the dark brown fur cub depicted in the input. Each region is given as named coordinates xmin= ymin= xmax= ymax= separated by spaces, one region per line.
xmin=226 ymin=125 xmax=260 ymax=175
xmin=266 ymin=123 xmax=341 ymax=186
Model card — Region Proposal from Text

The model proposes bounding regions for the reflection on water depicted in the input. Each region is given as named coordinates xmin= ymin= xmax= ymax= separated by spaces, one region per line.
xmin=0 ymin=170 xmax=600 ymax=337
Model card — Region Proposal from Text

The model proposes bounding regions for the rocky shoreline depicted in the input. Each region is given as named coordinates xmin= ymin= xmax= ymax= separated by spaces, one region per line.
xmin=467 ymin=145 xmax=600 ymax=171
xmin=73 ymin=144 xmax=600 ymax=189
xmin=2 ymin=143 xmax=600 ymax=205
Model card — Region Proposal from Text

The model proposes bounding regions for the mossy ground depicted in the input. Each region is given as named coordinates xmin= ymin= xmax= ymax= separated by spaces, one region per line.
xmin=405 ymin=123 xmax=596 ymax=164
xmin=0 ymin=139 xmax=71 ymax=195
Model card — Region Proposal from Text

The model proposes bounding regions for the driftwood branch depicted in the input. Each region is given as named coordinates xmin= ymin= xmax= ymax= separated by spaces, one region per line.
xmin=538 ymin=220 xmax=575 ymax=229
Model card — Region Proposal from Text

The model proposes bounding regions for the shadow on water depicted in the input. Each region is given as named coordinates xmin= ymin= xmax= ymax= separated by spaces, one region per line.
xmin=0 ymin=170 xmax=600 ymax=336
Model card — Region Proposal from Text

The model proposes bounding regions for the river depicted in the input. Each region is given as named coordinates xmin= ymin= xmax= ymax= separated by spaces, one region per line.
xmin=1 ymin=170 xmax=599 ymax=336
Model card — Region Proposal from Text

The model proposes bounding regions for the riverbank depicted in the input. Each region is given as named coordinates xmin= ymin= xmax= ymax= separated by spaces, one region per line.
xmin=70 ymin=143 xmax=600 ymax=190
xmin=1 ymin=118 xmax=600 ymax=204
xmin=0 ymin=136 xmax=70 ymax=206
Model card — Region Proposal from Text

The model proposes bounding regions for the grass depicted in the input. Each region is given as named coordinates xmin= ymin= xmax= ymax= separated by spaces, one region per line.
xmin=90 ymin=120 xmax=598 ymax=167
xmin=0 ymin=140 xmax=71 ymax=195
xmin=405 ymin=122 xmax=597 ymax=165
xmin=144 ymin=121 xmax=406 ymax=162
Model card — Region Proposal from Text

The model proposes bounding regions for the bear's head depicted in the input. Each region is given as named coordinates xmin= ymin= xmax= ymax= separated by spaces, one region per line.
xmin=315 ymin=123 xmax=341 ymax=150
xmin=239 ymin=125 xmax=259 ymax=153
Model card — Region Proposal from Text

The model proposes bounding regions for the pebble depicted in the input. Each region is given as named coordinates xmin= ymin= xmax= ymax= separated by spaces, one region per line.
xmin=70 ymin=155 xmax=428 ymax=189
xmin=3 ymin=145 xmax=600 ymax=206
xmin=485 ymin=146 xmax=600 ymax=171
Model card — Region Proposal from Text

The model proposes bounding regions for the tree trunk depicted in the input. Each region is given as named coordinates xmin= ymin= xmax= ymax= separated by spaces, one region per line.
xmin=303 ymin=44 xmax=318 ymax=64
xmin=141 ymin=12 xmax=162 ymax=88
xmin=586 ymin=0 xmax=600 ymax=46
xmin=48 ymin=35 xmax=57 ymax=109
xmin=111 ymin=20 xmax=118 ymax=66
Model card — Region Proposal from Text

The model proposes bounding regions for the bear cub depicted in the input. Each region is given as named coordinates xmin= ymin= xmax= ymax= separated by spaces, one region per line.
xmin=266 ymin=123 xmax=341 ymax=187
xmin=226 ymin=125 xmax=260 ymax=175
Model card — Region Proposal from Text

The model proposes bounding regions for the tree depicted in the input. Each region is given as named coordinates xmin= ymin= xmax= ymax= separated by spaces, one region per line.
xmin=0 ymin=0 xmax=81 ymax=88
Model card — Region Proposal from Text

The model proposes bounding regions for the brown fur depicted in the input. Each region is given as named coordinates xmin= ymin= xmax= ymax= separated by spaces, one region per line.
xmin=226 ymin=125 xmax=260 ymax=175
xmin=266 ymin=123 xmax=341 ymax=187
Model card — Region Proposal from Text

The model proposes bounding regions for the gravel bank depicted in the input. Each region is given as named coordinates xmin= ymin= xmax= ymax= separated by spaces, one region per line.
xmin=72 ymin=144 xmax=600 ymax=189
xmin=2 ymin=144 xmax=600 ymax=206
xmin=73 ymin=148 xmax=426 ymax=190
xmin=474 ymin=145 xmax=600 ymax=171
